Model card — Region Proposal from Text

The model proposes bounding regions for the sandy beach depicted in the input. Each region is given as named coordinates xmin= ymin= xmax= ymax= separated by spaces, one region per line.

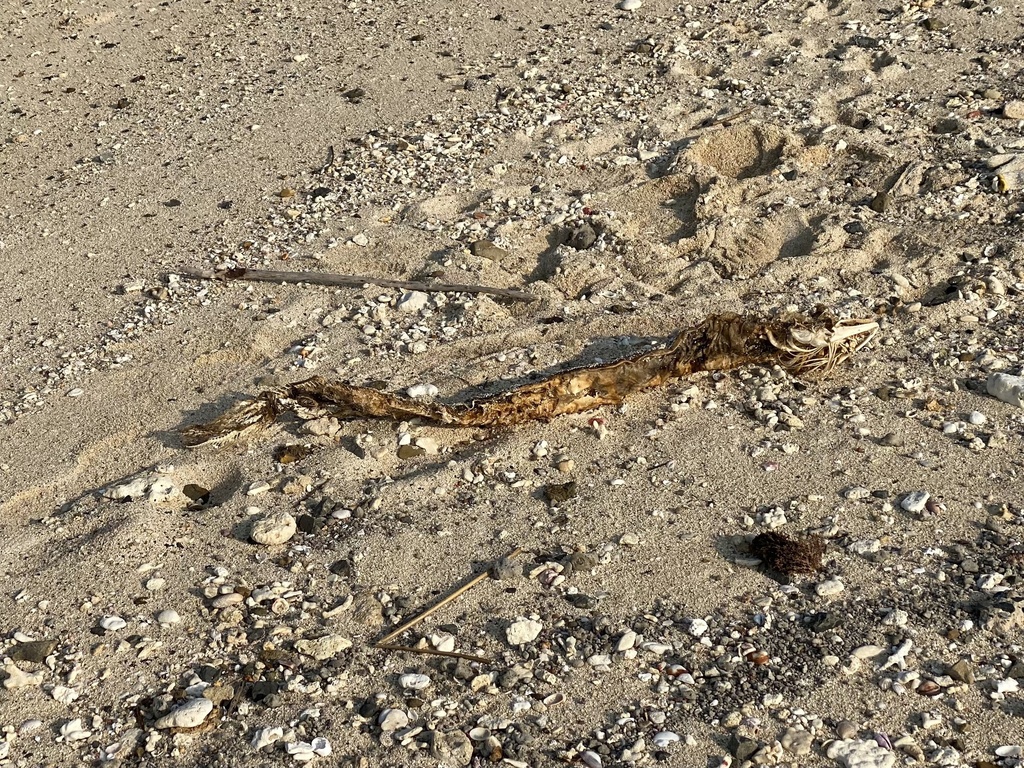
xmin=2 ymin=0 xmax=1024 ymax=765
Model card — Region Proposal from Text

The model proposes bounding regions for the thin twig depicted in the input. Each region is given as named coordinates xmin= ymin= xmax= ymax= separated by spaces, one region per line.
xmin=177 ymin=266 xmax=536 ymax=303
xmin=376 ymin=644 xmax=496 ymax=664
xmin=376 ymin=546 xmax=524 ymax=646
xmin=705 ymin=106 xmax=754 ymax=128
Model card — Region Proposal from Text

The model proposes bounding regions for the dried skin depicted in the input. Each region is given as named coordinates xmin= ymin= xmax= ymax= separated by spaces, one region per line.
xmin=180 ymin=312 xmax=877 ymax=447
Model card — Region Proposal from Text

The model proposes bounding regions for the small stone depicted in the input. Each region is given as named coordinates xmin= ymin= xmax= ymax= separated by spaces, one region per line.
xmin=490 ymin=556 xmax=521 ymax=581
xmin=836 ymin=720 xmax=858 ymax=740
xmin=406 ymin=383 xmax=439 ymax=398
xmin=580 ymin=750 xmax=603 ymax=768
xmin=429 ymin=729 xmax=474 ymax=766
xmin=826 ymin=738 xmax=896 ymax=768
xmin=398 ymin=673 xmax=431 ymax=691
xmin=397 ymin=444 xmax=427 ymax=459
xmin=688 ymin=618 xmax=709 ymax=637
xmin=781 ymin=727 xmax=813 ymax=755
xmin=506 ymin=618 xmax=543 ymax=646
xmin=210 ymin=592 xmax=243 ymax=608
xmin=967 ymin=410 xmax=986 ymax=425
xmin=947 ymin=659 xmax=975 ymax=684
xmin=815 ymin=577 xmax=845 ymax=597
xmin=1003 ymin=101 xmax=1024 ymax=120
xmin=879 ymin=432 xmax=904 ymax=447
xmin=615 ymin=631 xmax=638 ymax=652
xmin=247 ymin=481 xmax=272 ymax=496
xmin=250 ymin=510 xmax=297 ymax=545
xmin=844 ymin=486 xmax=871 ymax=500
xmin=469 ymin=240 xmax=509 ymax=261
xmin=100 ymin=615 xmax=127 ymax=631
xmin=155 ymin=697 xmax=214 ymax=729
xmin=568 ymin=222 xmax=597 ymax=250
xmin=848 ymin=539 xmax=881 ymax=556
xmin=987 ymin=373 xmax=1024 ymax=407
xmin=295 ymin=634 xmax=353 ymax=661
xmin=869 ymin=191 xmax=892 ymax=213
xmin=378 ymin=708 xmax=409 ymax=732
xmin=900 ymin=491 xmax=930 ymax=513
xmin=52 ymin=685 xmax=79 ymax=705
xmin=617 ymin=0 xmax=642 ymax=9
xmin=157 ymin=609 xmax=181 ymax=625
xmin=619 ymin=532 xmax=640 ymax=547
xmin=9 ymin=639 xmax=56 ymax=663
xmin=352 ymin=593 xmax=384 ymax=626
xmin=397 ymin=291 xmax=430 ymax=312
xmin=730 ymin=735 xmax=760 ymax=761
xmin=414 ymin=436 xmax=439 ymax=454
xmin=652 ymin=731 xmax=680 ymax=748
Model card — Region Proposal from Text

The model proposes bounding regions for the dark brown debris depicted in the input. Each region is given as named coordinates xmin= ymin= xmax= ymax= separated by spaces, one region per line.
xmin=750 ymin=532 xmax=826 ymax=576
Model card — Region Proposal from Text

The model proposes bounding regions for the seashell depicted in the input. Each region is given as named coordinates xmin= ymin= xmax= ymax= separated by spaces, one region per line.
xmin=468 ymin=727 xmax=491 ymax=741
xmin=542 ymin=692 xmax=565 ymax=707
xmin=580 ymin=750 xmax=603 ymax=768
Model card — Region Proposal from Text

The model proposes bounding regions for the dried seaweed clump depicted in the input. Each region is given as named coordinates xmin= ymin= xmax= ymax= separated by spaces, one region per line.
xmin=750 ymin=532 xmax=826 ymax=576
xmin=181 ymin=311 xmax=878 ymax=447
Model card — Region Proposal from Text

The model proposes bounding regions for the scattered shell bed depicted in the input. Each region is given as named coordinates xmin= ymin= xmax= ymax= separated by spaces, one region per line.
xmin=4 ymin=0 xmax=1024 ymax=765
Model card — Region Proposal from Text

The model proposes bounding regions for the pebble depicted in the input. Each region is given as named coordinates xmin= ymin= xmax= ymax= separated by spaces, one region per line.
xmin=844 ymin=486 xmax=871 ymax=500
xmin=879 ymin=432 xmax=904 ymax=447
xmin=987 ymin=373 xmax=1024 ymax=407
xmin=617 ymin=0 xmax=643 ymax=9
xmin=580 ymin=750 xmax=603 ymax=768
xmin=815 ymin=578 xmax=845 ymax=597
xmin=397 ymin=291 xmax=430 ymax=312
xmin=507 ymin=618 xmax=543 ymax=646
xmin=429 ymin=729 xmax=474 ymax=766
xmin=836 ymin=720 xmax=858 ymax=740
xmin=246 ymin=481 xmax=271 ymax=496
xmin=10 ymin=639 xmax=56 ymax=663
xmin=295 ymin=634 xmax=353 ymax=660
xmin=900 ymin=491 xmax=930 ymax=513
xmin=688 ymin=618 xmax=709 ymax=637
xmin=18 ymin=719 xmax=42 ymax=736
xmin=406 ymin=383 xmax=439 ymax=398
xmin=250 ymin=510 xmax=297 ymax=545
xmin=947 ymin=659 xmax=975 ymax=684
xmin=781 ymin=727 xmax=813 ymax=755
xmin=378 ymin=708 xmax=409 ymax=732
xmin=398 ymin=673 xmax=431 ymax=691
xmin=615 ymin=631 xmax=638 ymax=652
xmin=848 ymin=539 xmax=881 ymax=556
xmin=967 ymin=410 xmax=986 ymax=425
xmin=825 ymin=738 xmax=896 ymax=768
xmin=156 ymin=608 xmax=181 ymax=625
xmin=1003 ymin=101 xmax=1024 ymax=120
xmin=100 ymin=615 xmax=127 ymax=631
xmin=652 ymin=731 xmax=680 ymax=748
xmin=210 ymin=592 xmax=243 ymax=608
xmin=468 ymin=239 xmax=509 ymax=261
xmin=155 ymin=697 xmax=214 ymax=729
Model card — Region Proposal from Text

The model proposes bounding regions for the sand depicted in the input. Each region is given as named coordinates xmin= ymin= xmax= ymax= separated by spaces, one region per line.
xmin=2 ymin=0 xmax=1024 ymax=765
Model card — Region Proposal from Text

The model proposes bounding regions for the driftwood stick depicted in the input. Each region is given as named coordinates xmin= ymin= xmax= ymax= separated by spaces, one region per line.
xmin=375 ymin=644 xmax=496 ymax=664
xmin=177 ymin=266 xmax=536 ymax=303
xmin=376 ymin=546 xmax=524 ymax=646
